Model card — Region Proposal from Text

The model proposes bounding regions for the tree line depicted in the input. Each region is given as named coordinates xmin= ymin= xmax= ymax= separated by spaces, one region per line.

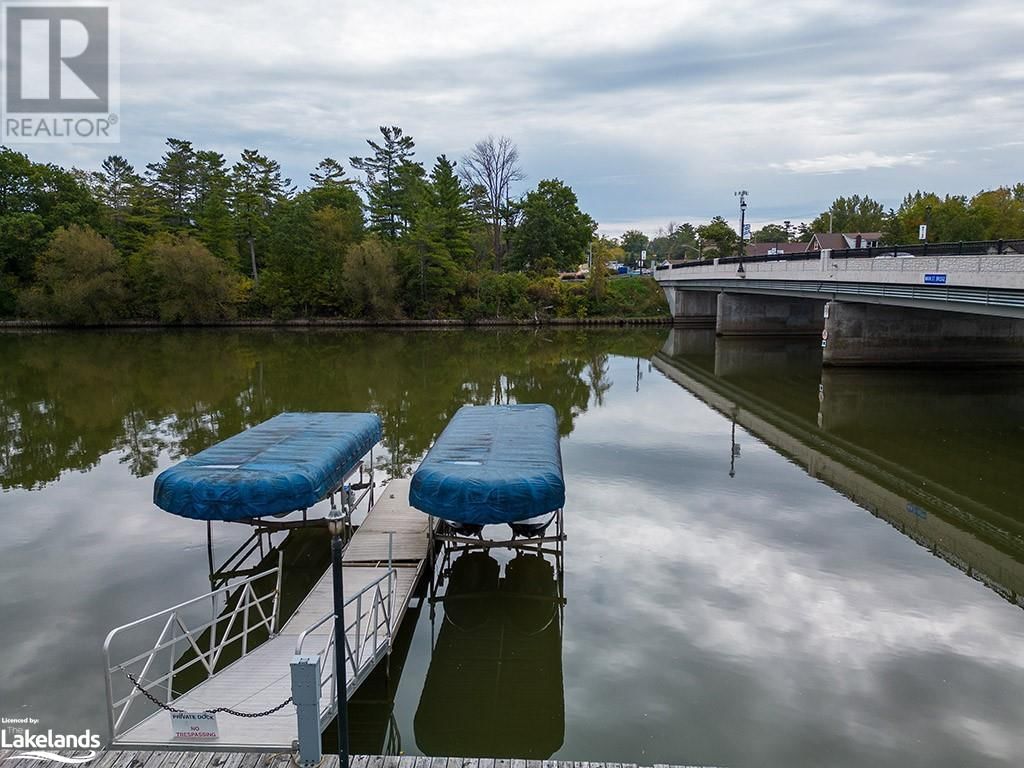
xmin=618 ymin=188 xmax=1024 ymax=263
xmin=0 ymin=129 xmax=666 ymax=325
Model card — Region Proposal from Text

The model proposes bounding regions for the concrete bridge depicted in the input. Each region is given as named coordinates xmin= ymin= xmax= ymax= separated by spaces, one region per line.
xmin=654 ymin=241 xmax=1024 ymax=365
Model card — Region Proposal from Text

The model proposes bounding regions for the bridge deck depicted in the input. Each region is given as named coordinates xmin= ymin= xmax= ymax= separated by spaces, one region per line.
xmin=115 ymin=479 xmax=435 ymax=752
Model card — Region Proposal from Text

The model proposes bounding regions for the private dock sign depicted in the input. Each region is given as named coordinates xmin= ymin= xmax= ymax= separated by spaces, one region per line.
xmin=924 ymin=274 xmax=947 ymax=285
xmin=170 ymin=711 xmax=219 ymax=740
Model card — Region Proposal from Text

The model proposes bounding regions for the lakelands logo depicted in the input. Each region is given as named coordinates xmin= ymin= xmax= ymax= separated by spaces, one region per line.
xmin=1 ymin=719 xmax=101 ymax=764
xmin=1 ymin=1 xmax=120 ymax=142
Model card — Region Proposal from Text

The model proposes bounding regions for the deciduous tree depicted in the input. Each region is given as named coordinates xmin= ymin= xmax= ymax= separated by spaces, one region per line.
xmin=459 ymin=136 xmax=524 ymax=270
xmin=509 ymin=179 xmax=595 ymax=272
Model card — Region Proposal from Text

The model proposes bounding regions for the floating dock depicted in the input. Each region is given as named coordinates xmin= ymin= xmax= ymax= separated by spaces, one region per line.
xmin=0 ymin=750 xmax=721 ymax=768
xmin=108 ymin=479 xmax=436 ymax=752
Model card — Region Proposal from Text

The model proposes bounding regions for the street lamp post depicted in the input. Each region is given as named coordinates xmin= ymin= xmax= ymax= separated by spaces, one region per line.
xmin=326 ymin=502 xmax=351 ymax=768
xmin=735 ymin=190 xmax=749 ymax=274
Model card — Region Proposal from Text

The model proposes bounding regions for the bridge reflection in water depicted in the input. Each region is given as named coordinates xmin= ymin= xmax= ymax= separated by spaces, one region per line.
xmin=415 ymin=550 xmax=566 ymax=758
xmin=655 ymin=328 xmax=1024 ymax=607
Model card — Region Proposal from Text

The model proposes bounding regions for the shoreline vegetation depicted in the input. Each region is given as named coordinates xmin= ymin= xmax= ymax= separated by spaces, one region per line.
xmin=0 ymin=313 xmax=672 ymax=330
xmin=0 ymin=128 xmax=670 ymax=326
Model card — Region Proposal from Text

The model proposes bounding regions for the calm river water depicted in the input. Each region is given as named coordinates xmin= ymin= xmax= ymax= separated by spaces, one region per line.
xmin=1 ymin=328 xmax=1023 ymax=768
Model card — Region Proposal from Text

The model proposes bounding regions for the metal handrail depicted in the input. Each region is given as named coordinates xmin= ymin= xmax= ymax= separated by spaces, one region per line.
xmin=294 ymin=559 xmax=395 ymax=715
xmin=293 ymin=568 xmax=394 ymax=654
xmin=103 ymin=554 xmax=284 ymax=741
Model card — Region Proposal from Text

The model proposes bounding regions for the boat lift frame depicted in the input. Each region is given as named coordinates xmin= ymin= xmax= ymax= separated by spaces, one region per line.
xmin=427 ymin=506 xmax=566 ymax=559
xmin=204 ymin=454 xmax=376 ymax=589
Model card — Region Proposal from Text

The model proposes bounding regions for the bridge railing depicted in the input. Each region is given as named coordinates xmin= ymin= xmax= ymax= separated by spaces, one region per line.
xmin=655 ymin=239 xmax=1024 ymax=271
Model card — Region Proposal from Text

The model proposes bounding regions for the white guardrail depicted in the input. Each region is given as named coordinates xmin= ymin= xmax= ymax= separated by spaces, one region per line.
xmin=102 ymin=555 xmax=284 ymax=741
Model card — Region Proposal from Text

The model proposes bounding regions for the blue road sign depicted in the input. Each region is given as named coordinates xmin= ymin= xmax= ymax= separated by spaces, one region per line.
xmin=924 ymin=274 xmax=947 ymax=285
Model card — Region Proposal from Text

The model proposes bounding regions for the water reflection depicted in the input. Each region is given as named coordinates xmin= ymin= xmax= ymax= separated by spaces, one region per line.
xmin=415 ymin=551 xmax=565 ymax=758
xmin=0 ymin=329 xmax=662 ymax=491
xmin=655 ymin=328 xmax=1024 ymax=605
xmin=6 ymin=327 xmax=1024 ymax=767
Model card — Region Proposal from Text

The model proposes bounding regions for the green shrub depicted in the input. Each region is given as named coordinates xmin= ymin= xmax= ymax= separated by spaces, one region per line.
xmin=19 ymin=225 xmax=126 ymax=325
xmin=141 ymin=233 xmax=242 ymax=323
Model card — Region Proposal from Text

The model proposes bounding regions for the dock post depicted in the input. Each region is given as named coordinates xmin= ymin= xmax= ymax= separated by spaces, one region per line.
xmin=326 ymin=507 xmax=351 ymax=768
xmin=290 ymin=655 xmax=322 ymax=768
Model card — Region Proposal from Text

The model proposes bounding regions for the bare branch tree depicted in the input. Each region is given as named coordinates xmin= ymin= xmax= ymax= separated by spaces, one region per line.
xmin=460 ymin=135 xmax=524 ymax=271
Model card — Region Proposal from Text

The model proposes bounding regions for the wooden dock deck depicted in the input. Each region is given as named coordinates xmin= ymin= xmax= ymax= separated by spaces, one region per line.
xmin=0 ymin=750 xmax=722 ymax=768
xmin=113 ymin=479 xmax=436 ymax=752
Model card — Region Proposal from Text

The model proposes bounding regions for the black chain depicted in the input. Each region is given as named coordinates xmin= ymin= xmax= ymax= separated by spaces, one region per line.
xmin=122 ymin=669 xmax=293 ymax=718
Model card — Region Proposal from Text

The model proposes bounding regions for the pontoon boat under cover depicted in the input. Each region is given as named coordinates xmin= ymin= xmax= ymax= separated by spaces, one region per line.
xmin=154 ymin=412 xmax=382 ymax=521
xmin=409 ymin=404 xmax=565 ymax=525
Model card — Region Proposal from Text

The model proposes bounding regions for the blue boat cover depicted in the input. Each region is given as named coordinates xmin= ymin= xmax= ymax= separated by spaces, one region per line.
xmin=409 ymin=404 xmax=565 ymax=525
xmin=154 ymin=412 xmax=382 ymax=521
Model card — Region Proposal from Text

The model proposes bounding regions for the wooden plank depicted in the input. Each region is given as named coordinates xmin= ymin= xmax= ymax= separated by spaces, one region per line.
xmin=160 ymin=752 xmax=196 ymax=768
xmin=160 ymin=751 xmax=201 ymax=768
xmin=413 ymin=755 xmax=433 ymax=768
xmin=396 ymin=756 xmax=418 ymax=768
xmin=511 ymin=759 xmax=527 ymax=768
xmin=379 ymin=757 xmax=400 ymax=768
xmin=138 ymin=752 xmax=170 ymax=768
xmin=110 ymin=749 xmax=145 ymax=768
xmin=493 ymin=758 xmax=511 ymax=768
xmin=218 ymin=751 xmax=247 ymax=768
xmin=234 ymin=753 xmax=263 ymax=768
xmin=350 ymin=756 xmax=370 ymax=768
xmin=428 ymin=757 xmax=448 ymax=768
xmin=526 ymin=760 xmax=542 ymax=768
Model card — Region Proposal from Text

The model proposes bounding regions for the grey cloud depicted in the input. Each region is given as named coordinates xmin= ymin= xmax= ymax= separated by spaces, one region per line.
xmin=22 ymin=0 xmax=1024 ymax=236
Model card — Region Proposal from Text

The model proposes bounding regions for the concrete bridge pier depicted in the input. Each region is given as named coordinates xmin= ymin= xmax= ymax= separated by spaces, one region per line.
xmin=822 ymin=301 xmax=1024 ymax=367
xmin=664 ymin=287 xmax=718 ymax=326
xmin=716 ymin=292 xmax=826 ymax=337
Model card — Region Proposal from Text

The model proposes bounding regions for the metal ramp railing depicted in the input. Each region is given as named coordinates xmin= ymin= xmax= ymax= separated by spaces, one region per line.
xmin=102 ymin=538 xmax=399 ymax=749
xmin=102 ymin=554 xmax=284 ymax=742
xmin=293 ymin=565 xmax=396 ymax=728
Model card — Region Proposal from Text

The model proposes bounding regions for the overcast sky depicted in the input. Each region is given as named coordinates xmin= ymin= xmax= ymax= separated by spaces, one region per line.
xmin=23 ymin=0 xmax=1024 ymax=237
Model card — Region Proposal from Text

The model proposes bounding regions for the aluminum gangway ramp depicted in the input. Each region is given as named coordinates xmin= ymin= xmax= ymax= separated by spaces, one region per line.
xmin=105 ymin=479 xmax=436 ymax=752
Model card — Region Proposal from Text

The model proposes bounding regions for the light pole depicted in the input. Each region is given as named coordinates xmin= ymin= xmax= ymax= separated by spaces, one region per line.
xmin=735 ymin=190 xmax=749 ymax=274
xmin=326 ymin=502 xmax=350 ymax=768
